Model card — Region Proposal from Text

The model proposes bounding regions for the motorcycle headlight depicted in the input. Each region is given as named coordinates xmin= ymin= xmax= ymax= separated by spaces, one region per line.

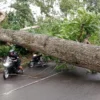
xmin=3 ymin=63 xmax=10 ymax=67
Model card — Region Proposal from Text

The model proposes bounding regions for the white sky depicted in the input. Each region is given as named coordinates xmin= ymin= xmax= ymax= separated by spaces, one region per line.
xmin=0 ymin=0 xmax=16 ymax=12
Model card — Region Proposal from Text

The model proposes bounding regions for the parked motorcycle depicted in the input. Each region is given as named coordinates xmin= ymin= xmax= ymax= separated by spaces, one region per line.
xmin=3 ymin=56 xmax=23 ymax=80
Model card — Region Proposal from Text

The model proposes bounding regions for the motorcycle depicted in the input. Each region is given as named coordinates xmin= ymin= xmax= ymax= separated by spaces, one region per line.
xmin=3 ymin=56 xmax=23 ymax=80
xmin=28 ymin=56 xmax=47 ymax=68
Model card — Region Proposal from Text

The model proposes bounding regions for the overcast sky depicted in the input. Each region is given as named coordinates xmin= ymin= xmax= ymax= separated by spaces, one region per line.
xmin=0 ymin=0 xmax=16 ymax=12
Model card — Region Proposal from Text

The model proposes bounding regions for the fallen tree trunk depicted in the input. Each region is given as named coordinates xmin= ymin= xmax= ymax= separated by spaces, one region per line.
xmin=0 ymin=29 xmax=100 ymax=72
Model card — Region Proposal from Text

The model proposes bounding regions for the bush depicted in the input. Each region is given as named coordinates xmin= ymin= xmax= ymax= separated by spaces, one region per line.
xmin=0 ymin=46 xmax=10 ymax=57
xmin=15 ymin=45 xmax=30 ymax=55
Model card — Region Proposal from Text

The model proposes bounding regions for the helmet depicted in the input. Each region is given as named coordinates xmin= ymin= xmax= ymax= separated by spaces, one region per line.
xmin=9 ymin=49 xmax=15 ymax=56
xmin=9 ymin=49 xmax=14 ymax=53
xmin=33 ymin=54 xmax=37 ymax=57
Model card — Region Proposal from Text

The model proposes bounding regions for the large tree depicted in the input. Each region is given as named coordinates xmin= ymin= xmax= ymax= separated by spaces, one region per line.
xmin=84 ymin=0 xmax=100 ymax=13
xmin=10 ymin=0 xmax=34 ymax=28
xmin=59 ymin=0 xmax=80 ymax=16
xmin=1 ymin=28 xmax=100 ymax=72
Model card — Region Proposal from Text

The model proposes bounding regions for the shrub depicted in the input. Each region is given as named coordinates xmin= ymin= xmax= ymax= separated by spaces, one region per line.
xmin=0 ymin=46 xmax=10 ymax=57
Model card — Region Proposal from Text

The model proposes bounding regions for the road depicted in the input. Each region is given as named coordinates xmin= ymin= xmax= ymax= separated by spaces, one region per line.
xmin=0 ymin=65 xmax=100 ymax=100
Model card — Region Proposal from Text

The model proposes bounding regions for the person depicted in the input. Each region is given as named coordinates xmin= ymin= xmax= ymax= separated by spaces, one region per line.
xmin=8 ymin=49 xmax=21 ymax=70
xmin=32 ymin=53 xmax=42 ymax=65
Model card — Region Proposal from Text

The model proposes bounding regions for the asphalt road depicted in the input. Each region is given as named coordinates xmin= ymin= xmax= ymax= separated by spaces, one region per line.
xmin=0 ymin=65 xmax=100 ymax=100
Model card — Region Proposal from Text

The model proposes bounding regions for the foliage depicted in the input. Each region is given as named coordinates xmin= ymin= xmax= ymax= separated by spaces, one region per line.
xmin=15 ymin=45 xmax=30 ymax=55
xmin=60 ymin=0 xmax=78 ymax=16
xmin=33 ymin=8 xmax=100 ymax=45
xmin=1 ymin=12 xmax=21 ymax=30
xmin=60 ymin=0 xmax=100 ymax=16
xmin=59 ymin=8 xmax=100 ymax=42
xmin=42 ymin=55 xmax=60 ymax=63
xmin=1 ymin=0 xmax=35 ymax=29
xmin=55 ymin=63 xmax=76 ymax=72
xmin=29 ymin=0 xmax=55 ymax=17
xmin=33 ymin=17 xmax=62 ymax=36
xmin=11 ymin=0 xmax=35 ymax=28
xmin=84 ymin=0 xmax=100 ymax=13
xmin=55 ymin=63 xmax=69 ymax=72
xmin=0 ymin=46 xmax=10 ymax=57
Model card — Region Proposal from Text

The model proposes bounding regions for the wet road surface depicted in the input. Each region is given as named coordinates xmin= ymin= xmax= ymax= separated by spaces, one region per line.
xmin=0 ymin=65 xmax=100 ymax=100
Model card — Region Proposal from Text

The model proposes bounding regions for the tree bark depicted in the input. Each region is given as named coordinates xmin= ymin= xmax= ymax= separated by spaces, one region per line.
xmin=0 ymin=28 xmax=100 ymax=72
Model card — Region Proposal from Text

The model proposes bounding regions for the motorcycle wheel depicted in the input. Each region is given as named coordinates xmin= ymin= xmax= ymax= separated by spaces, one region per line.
xmin=3 ymin=69 xmax=9 ymax=80
xmin=42 ymin=64 xmax=47 ymax=67
xmin=29 ymin=61 xmax=34 ymax=68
